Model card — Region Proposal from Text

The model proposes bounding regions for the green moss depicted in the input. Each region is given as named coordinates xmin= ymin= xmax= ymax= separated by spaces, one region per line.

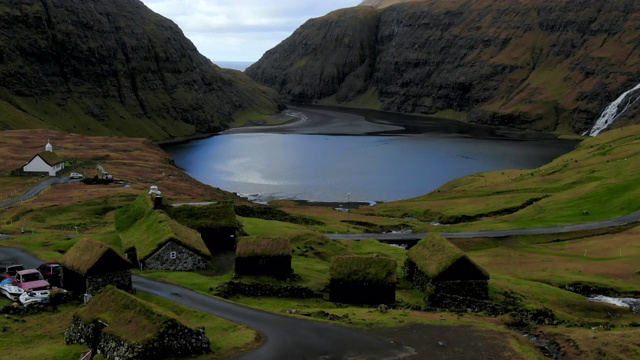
xmin=120 ymin=209 xmax=209 ymax=260
xmin=407 ymin=234 xmax=466 ymax=278
xmin=166 ymin=201 xmax=237 ymax=230
xmin=115 ymin=193 xmax=153 ymax=231
xmin=236 ymin=237 xmax=291 ymax=257
xmin=77 ymin=286 xmax=176 ymax=344
xmin=330 ymin=256 xmax=397 ymax=285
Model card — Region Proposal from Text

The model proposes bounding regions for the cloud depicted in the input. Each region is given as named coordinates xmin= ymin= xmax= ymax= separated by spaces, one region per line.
xmin=141 ymin=0 xmax=362 ymax=62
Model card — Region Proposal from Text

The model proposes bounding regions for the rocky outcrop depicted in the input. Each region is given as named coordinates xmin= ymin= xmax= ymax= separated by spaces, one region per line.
xmin=0 ymin=0 xmax=283 ymax=140
xmin=247 ymin=0 xmax=640 ymax=134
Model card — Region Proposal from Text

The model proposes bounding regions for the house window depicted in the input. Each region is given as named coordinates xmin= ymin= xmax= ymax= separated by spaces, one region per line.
xmin=169 ymin=251 xmax=177 ymax=259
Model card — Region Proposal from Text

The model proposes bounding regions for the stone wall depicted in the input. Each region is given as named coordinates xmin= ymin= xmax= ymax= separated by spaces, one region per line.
xmin=404 ymin=258 xmax=489 ymax=300
xmin=434 ymin=280 xmax=489 ymax=300
xmin=65 ymin=316 xmax=211 ymax=359
xmin=143 ymin=241 xmax=208 ymax=271
xmin=214 ymin=281 xmax=320 ymax=299
xmin=86 ymin=270 xmax=132 ymax=296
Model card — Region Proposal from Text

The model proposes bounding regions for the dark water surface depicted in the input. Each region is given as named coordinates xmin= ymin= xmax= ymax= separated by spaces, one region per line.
xmin=163 ymin=106 xmax=578 ymax=203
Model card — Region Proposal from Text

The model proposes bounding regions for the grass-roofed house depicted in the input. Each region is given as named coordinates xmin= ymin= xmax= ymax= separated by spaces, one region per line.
xmin=166 ymin=201 xmax=238 ymax=253
xmin=116 ymin=191 xmax=212 ymax=271
xmin=59 ymin=238 xmax=133 ymax=296
xmin=235 ymin=237 xmax=292 ymax=276
xmin=22 ymin=141 xmax=65 ymax=176
xmin=65 ymin=286 xmax=211 ymax=359
xmin=404 ymin=234 xmax=490 ymax=300
xmin=329 ymin=256 xmax=397 ymax=305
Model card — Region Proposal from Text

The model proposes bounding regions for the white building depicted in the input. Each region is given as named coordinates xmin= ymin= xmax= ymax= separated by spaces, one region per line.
xmin=23 ymin=141 xmax=65 ymax=176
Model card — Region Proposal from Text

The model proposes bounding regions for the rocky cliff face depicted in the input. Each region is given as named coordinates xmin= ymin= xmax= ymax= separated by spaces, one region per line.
xmin=247 ymin=0 xmax=640 ymax=134
xmin=0 ymin=0 xmax=283 ymax=140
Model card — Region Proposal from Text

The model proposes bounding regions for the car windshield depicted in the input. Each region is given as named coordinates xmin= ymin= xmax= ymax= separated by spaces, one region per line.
xmin=21 ymin=273 xmax=43 ymax=282
xmin=7 ymin=265 xmax=25 ymax=276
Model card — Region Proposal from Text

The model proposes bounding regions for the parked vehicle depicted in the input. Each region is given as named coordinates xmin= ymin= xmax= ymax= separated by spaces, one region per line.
xmin=0 ymin=275 xmax=24 ymax=301
xmin=14 ymin=269 xmax=50 ymax=292
xmin=0 ymin=264 xmax=26 ymax=277
xmin=37 ymin=262 xmax=62 ymax=287
xmin=69 ymin=172 xmax=84 ymax=179
xmin=19 ymin=289 xmax=49 ymax=306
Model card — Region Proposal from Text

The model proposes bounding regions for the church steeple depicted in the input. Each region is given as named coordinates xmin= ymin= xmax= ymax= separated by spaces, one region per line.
xmin=45 ymin=139 xmax=53 ymax=152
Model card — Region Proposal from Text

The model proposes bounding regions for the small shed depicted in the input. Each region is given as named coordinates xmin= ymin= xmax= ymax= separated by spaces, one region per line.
xmin=59 ymin=238 xmax=132 ymax=296
xmin=121 ymin=210 xmax=212 ymax=271
xmin=22 ymin=141 xmax=65 ymax=176
xmin=65 ymin=286 xmax=211 ymax=359
xmin=404 ymin=234 xmax=490 ymax=300
xmin=235 ymin=237 xmax=292 ymax=276
xmin=167 ymin=201 xmax=238 ymax=252
xmin=329 ymin=256 xmax=397 ymax=305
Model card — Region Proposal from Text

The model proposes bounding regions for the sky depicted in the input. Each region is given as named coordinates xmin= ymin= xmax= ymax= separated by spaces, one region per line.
xmin=140 ymin=1 xmax=362 ymax=63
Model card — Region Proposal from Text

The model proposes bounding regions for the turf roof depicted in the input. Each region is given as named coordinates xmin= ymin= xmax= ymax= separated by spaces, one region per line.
xmin=236 ymin=237 xmax=291 ymax=258
xmin=407 ymin=233 xmax=488 ymax=278
xmin=166 ymin=201 xmax=237 ymax=230
xmin=120 ymin=209 xmax=211 ymax=260
xmin=60 ymin=238 xmax=130 ymax=275
xmin=115 ymin=192 xmax=155 ymax=232
xmin=330 ymin=256 xmax=397 ymax=284
xmin=77 ymin=286 xmax=177 ymax=344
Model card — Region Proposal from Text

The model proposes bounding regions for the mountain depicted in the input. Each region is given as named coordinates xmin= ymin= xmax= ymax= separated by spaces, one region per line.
xmin=246 ymin=0 xmax=640 ymax=134
xmin=0 ymin=0 xmax=283 ymax=140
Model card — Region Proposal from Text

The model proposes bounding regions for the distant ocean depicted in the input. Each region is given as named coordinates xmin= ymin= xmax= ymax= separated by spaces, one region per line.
xmin=213 ymin=61 xmax=254 ymax=71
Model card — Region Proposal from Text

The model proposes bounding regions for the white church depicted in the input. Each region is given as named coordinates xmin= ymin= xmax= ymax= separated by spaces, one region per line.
xmin=23 ymin=141 xmax=65 ymax=176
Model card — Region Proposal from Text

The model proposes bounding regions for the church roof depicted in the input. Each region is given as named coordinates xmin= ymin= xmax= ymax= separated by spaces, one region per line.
xmin=29 ymin=151 xmax=64 ymax=166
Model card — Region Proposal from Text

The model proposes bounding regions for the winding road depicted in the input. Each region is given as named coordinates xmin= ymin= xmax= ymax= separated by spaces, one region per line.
xmin=0 ymin=245 xmax=413 ymax=360
xmin=0 ymin=175 xmax=77 ymax=208
xmin=327 ymin=209 xmax=640 ymax=241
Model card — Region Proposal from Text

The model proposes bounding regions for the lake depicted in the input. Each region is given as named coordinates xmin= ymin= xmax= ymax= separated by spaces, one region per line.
xmin=163 ymin=106 xmax=578 ymax=204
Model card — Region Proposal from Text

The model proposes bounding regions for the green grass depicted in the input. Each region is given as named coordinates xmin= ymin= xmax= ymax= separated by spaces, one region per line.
xmin=0 ymin=302 xmax=87 ymax=359
xmin=330 ymin=256 xmax=397 ymax=284
xmin=239 ymin=216 xmax=311 ymax=237
xmin=134 ymin=292 xmax=259 ymax=358
xmin=361 ymin=125 xmax=640 ymax=232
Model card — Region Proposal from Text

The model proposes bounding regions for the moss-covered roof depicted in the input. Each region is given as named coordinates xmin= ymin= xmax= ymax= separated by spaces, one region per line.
xmin=236 ymin=237 xmax=291 ymax=258
xmin=76 ymin=286 xmax=177 ymax=344
xmin=330 ymin=256 xmax=397 ymax=285
xmin=166 ymin=201 xmax=237 ymax=230
xmin=27 ymin=151 xmax=64 ymax=166
xmin=407 ymin=234 xmax=488 ymax=279
xmin=121 ymin=209 xmax=210 ymax=260
xmin=115 ymin=193 xmax=155 ymax=232
xmin=60 ymin=238 xmax=129 ymax=275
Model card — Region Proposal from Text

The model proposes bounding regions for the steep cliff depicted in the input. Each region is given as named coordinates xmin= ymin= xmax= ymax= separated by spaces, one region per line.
xmin=246 ymin=0 xmax=640 ymax=134
xmin=0 ymin=0 xmax=283 ymax=140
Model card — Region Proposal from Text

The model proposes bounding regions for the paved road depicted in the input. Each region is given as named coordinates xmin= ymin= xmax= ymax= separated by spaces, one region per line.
xmin=0 ymin=176 xmax=77 ymax=208
xmin=0 ymin=246 xmax=413 ymax=360
xmin=327 ymin=210 xmax=640 ymax=241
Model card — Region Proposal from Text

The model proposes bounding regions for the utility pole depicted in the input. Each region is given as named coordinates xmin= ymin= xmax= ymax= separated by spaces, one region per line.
xmin=347 ymin=192 xmax=351 ymax=233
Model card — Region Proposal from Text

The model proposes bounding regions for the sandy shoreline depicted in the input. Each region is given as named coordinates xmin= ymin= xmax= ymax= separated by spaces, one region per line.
xmin=223 ymin=105 xmax=405 ymax=135
xmin=223 ymin=104 xmax=567 ymax=140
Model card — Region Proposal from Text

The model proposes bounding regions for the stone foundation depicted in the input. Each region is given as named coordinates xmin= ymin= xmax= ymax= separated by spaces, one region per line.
xmin=65 ymin=315 xmax=211 ymax=359
xmin=143 ymin=241 xmax=208 ymax=271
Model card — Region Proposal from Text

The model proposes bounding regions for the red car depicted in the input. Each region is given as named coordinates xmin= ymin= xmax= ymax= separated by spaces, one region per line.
xmin=14 ymin=269 xmax=50 ymax=292
xmin=37 ymin=262 xmax=62 ymax=287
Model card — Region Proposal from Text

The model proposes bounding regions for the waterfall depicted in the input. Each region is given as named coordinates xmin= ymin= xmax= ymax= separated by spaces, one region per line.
xmin=586 ymin=82 xmax=640 ymax=136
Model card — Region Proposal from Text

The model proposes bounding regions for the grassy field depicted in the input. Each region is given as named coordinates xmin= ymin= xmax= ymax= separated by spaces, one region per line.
xmin=1 ymin=125 xmax=640 ymax=359
xmin=0 ymin=294 xmax=259 ymax=360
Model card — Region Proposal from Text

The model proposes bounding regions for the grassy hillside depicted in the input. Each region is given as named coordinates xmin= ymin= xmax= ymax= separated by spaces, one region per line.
xmin=0 ymin=0 xmax=283 ymax=141
xmin=248 ymin=0 xmax=640 ymax=134
xmin=1 ymin=125 xmax=640 ymax=358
